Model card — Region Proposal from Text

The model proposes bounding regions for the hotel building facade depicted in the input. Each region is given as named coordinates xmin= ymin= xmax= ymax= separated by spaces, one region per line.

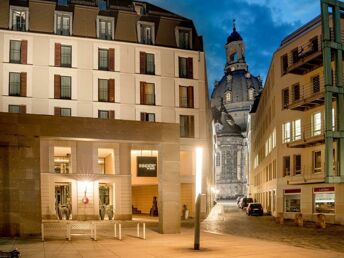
xmin=0 ymin=0 xmax=212 ymax=236
xmin=249 ymin=4 xmax=344 ymax=225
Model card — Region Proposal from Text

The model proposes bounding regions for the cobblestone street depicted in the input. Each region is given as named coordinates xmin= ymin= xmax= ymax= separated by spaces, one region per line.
xmin=202 ymin=202 xmax=344 ymax=254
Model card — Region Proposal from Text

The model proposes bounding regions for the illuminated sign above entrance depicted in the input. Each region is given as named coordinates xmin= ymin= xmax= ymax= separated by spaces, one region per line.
xmin=137 ymin=156 xmax=157 ymax=177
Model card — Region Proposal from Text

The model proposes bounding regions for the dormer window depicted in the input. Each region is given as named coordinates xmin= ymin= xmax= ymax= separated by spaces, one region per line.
xmin=225 ymin=91 xmax=232 ymax=102
xmin=134 ymin=3 xmax=146 ymax=16
xmin=248 ymin=88 xmax=255 ymax=100
xmin=10 ymin=6 xmax=29 ymax=32
xmin=176 ymin=27 xmax=192 ymax=49
xmin=138 ymin=22 xmax=155 ymax=45
xmin=55 ymin=12 xmax=72 ymax=36
xmin=97 ymin=16 xmax=114 ymax=40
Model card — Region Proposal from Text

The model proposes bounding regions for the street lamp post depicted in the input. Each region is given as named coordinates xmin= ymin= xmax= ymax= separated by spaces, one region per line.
xmin=194 ymin=147 xmax=203 ymax=250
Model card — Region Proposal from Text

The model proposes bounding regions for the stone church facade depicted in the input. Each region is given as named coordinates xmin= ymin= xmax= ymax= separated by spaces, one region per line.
xmin=211 ymin=22 xmax=262 ymax=200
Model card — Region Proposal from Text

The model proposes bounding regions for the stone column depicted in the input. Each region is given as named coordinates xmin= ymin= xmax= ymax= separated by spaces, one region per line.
xmin=158 ymin=142 xmax=180 ymax=234
xmin=115 ymin=143 xmax=132 ymax=220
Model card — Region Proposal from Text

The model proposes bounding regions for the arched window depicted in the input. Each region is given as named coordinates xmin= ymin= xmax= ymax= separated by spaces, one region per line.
xmin=230 ymin=52 xmax=237 ymax=62
xmin=225 ymin=91 xmax=232 ymax=102
xmin=248 ymin=88 xmax=255 ymax=100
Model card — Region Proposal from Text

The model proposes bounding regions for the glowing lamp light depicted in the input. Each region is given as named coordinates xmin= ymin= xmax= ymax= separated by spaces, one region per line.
xmin=195 ymin=147 xmax=203 ymax=199
xmin=79 ymin=180 xmax=91 ymax=205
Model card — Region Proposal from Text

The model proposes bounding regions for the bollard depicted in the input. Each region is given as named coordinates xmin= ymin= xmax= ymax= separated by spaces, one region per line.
xmin=119 ymin=224 xmax=122 ymax=240
xmin=294 ymin=213 xmax=303 ymax=227
xmin=143 ymin=223 xmax=146 ymax=240
xmin=137 ymin=223 xmax=140 ymax=237
xmin=316 ymin=214 xmax=326 ymax=229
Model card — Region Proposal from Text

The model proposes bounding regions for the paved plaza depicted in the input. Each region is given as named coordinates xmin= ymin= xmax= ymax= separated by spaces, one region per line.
xmin=1 ymin=204 xmax=344 ymax=258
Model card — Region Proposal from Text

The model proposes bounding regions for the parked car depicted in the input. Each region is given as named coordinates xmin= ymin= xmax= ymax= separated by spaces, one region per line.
xmin=239 ymin=197 xmax=253 ymax=209
xmin=246 ymin=203 xmax=263 ymax=216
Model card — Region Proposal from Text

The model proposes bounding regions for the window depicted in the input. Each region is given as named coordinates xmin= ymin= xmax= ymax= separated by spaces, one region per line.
xmin=8 ymin=105 xmax=25 ymax=113
xmin=98 ymin=17 xmax=113 ymax=40
xmin=98 ymin=110 xmax=114 ymax=119
xmin=272 ymin=128 xmax=276 ymax=148
xmin=56 ymin=12 xmax=72 ymax=36
xmin=292 ymin=48 xmax=299 ymax=64
xmin=312 ymin=112 xmax=322 ymax=136
xmin=292 ymin=119 xmax=301 ymax=141
xmin=248 ymin=88 xmax=255 ymax=100
xmin=282 ymin=122 xmax=291 ymax=143
xmin=179 ymin=57 xmax=193 ymax=79
xmin=179 ymin=86 xmax=194 ymax=108
xmin=332 ymin=108 xmax=336 ymax=131
xmin=313 ymin=151 xmax=322 ymax=173
xmin=10 ymin=40 xmax=21 ymax=63
xmin=312 ymin=75 xmax=320 ymax=93
xmin=180 ymin=115 xmax=194 ymax=138
xmin=98 ymin=79 xmax=115 ymax=102
xmin=140 ymin=112 xmax=155 ymax=122
xmin=60 ymin=76 xmax=71 ymax=99
xmin=138 ymin=22 xmax=154 ymax=45
xmin=57 ymin=0 xmax=68 ymax=6
xmin=283 ymin=156 xmax=290 ymax=176
xmin=134 ymin=3 xmax=146 ymax=15
xmin=225 ymin=91 xmax=232 ymax=102
xmin=61 ymin=45 xmax=72 ymax=67
xmin=281 ymin=54 xmax=288 ymax=75
xmin=140 ymin=52 xmax=155 ymax=75
xmin=54 ymin=107 xmax=71 ymax=116
xmin=314 ymin=191 xmax=335 ymax=214
xmin=282 ymin=88 xmax=289 ymax=109
xmin=294 ymin=155 xmax=302 ymax=175
xmin=54 ymin=147 xmax=71 ymax=173
xmin=216 ymin=153 xmax=221 ymax=167
xmin=11 ymin=7 xmax=27 ymax=31
xmin=9 ymin=72 xmax=21 ymax=96
xmin=99 ymin=49 xmax=109 ymax=70
xmin=140 ymin=82 xmax=155 ymax=105
xmin=284 ymin=193 xmax=301 ymax=212
xmin=292 ymin=83 xmax=300 ymax=101
xmin=99 ymin=184 xmax=110 ymax=205
xmin=178 ymin=29 xmax=191 ymax=49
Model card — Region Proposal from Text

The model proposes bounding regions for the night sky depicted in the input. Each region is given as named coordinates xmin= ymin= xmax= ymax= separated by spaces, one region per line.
xmin=145 ymin=0 xmax=320 ymax=93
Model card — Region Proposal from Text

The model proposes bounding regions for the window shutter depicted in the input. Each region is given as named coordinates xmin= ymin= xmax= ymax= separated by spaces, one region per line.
xmin=108 ymin=79 xmax=115 ymax=102
xmin=20 ymin=72 xmax=27 ymax=97
xmin=54 ymin=107 xmax=61 ymax=116
xmin=140 ymin=82 xmax=145 ymax=104
xmin=54 ymin=75 xmax=61 ymax=99
xmin=140 ymin=52 xmax=146 ymax=74
xmin=109 ymin=110 xmax=115 ymax=119
xmin=109 ymin=48 xmax=115 ymax=71
xmin=140 ymin=112 xmax=145 ymax=121
xmin=20 ymin=105 xmax=26 ymax=114
xmin=21 ymin=40 xmax=27 ymax=64
xmin=55 ymin=43 xmax=61 ymax=67
xmin=187 ymin=57 xmax=193 ymax=79
xmin=189 ymin=116 xmax=195 ymax=137
xmin=187 ymin=86 xmax=194 ymax=108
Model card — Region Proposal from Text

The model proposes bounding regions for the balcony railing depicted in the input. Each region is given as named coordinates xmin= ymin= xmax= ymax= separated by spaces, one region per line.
xmin=286 ymin=35 xmax=323 ymax=75
xmin=287 ymin=163 xmax=338 ymax=184
xmin=287 ymin=121 xmax=326 ymax=148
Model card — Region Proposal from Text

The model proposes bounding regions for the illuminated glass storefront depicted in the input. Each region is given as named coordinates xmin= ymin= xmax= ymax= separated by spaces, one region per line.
xmin=313 ymin=187 xmax=335 ymax=214
xmin=284 ymin=189 xmax=301 ymax=212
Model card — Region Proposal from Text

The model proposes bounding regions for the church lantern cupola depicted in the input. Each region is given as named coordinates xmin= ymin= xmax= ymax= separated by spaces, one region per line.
xmin=225 ymin=19 xmax=248 ymax=74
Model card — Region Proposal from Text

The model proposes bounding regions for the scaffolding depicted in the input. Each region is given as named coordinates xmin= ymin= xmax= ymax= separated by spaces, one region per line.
xmin=321 ymin=0 xmax=344 ymax=182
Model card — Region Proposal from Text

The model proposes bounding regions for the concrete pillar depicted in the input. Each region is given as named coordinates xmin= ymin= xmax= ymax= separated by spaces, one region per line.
xmin=119 ymin=143 xmax=131 ymax=175
xmin=115 ymin=143 xmax=132 ymax=220
xmin=158 ymin=142 xmax=180 ymax=234
xmin=76 ymin=141 xmax=94 ymax=174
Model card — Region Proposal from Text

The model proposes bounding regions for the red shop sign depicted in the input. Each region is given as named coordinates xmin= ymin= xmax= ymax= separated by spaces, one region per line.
xmin=314 ymin=186 xmax=335 ymax=193
xmin=284 ymin=189 xmax=301 ymax=194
